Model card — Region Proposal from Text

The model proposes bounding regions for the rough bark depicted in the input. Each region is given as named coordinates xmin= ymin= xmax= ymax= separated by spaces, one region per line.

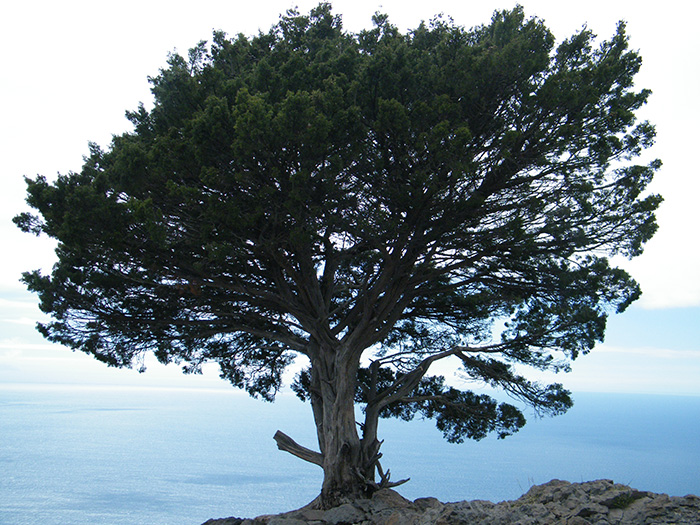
xmin=316 ymin=349 xmax=365 ymax=507
xmin=276 ymin=348 xmax=415 ymax=508
xmin=276 ymin=345 xmax=370 ymax=508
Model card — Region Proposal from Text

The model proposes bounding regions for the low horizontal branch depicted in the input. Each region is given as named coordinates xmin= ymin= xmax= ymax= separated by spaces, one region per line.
xmin=273 ymin=430 xmax=323 ymax=467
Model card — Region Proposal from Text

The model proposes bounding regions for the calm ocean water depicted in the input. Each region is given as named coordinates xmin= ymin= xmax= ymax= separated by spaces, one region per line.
xmin=1 ymin=384 xmax=699 ymax=525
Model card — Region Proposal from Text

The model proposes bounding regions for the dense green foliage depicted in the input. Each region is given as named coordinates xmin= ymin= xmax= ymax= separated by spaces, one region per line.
xmin=16 ymin=4 xmax=660 ymax=500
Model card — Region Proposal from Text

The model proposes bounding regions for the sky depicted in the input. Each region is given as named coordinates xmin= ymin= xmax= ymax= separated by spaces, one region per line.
xmin=1 ymin=0 xmax=698 ymax=396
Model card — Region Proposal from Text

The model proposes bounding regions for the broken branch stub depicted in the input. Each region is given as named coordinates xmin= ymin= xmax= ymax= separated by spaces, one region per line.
xmin=273 ymin=430 xmax=323 ymax=467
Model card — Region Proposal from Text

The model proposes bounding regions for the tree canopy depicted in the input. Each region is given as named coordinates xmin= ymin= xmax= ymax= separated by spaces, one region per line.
xmin=15 ymin=4 xmax=660 ymax=507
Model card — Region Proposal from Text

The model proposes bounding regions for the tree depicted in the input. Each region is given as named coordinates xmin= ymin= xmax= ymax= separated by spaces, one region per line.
xmin=15 ymin=4 xmax=660 ymax=508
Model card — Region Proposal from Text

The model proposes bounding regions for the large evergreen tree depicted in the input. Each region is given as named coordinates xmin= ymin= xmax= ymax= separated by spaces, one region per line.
xmin=15 ymin=4 xmax=661 ymax=507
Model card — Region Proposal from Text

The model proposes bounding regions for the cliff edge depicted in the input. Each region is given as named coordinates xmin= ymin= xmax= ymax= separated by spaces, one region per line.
xmin=202 ymin=479 xmax=700 ymax=524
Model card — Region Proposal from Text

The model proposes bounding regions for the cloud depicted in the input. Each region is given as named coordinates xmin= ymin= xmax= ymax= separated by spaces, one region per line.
xmin=0 ymin=340 xmax=57 ymax=351
xmin=0 ymin=297 xmax=41 ymax=310
xmin=2 ymin=317 xmax=39 ymax=326
xmin=594 ymin=344 xmax=700 ymax=360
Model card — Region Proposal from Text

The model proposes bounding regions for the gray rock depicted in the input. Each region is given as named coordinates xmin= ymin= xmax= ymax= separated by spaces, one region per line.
xmin=412 ymin=497 xmax=442 ymax=511
xmin=322 ymin=502 xmax=368 ymax=524
xmin=202 ymin=480 xmax=700 ymax=525
xmin=267 ymin=519 xmax=309 ymax=525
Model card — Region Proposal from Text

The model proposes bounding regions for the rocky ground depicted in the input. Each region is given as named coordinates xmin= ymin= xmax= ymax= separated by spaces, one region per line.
xmin=202 ymin=479 xmax=700 ymax=524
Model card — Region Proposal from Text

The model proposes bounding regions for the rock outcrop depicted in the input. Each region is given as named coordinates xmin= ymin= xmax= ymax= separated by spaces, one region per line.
xmin=202 ymin=479 xmax=700 ymax=524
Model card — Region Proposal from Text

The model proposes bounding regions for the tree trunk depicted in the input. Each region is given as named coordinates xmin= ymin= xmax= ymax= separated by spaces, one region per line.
xmin=313 ymin=349 xmax=368 ymax=508
xmin=275 ymin=346 xmax=407 ymax=508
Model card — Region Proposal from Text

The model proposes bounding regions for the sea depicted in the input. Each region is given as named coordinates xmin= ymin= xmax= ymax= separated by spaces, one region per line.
xmin=1 ymin=384 xmax=699 ymax=525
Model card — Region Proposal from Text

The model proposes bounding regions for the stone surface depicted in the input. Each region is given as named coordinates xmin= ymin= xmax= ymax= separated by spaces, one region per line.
xmin=203 ymin=480 xmax=700 ymax=525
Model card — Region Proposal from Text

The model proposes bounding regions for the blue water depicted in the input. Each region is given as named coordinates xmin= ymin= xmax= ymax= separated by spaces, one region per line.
xmin=1 ymin=385 xmax=699 ymax=525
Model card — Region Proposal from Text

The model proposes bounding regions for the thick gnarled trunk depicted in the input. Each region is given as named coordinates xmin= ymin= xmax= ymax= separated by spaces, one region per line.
xmin=274 ymin=346 xmax=408 ymax=508
xmin=275 ymin=346 xmax=370 ymax=508
xmin=313 ymin=349 xmax=367 ymax=507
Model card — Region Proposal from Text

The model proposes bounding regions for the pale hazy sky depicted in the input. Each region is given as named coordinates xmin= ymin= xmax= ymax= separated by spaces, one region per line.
xmin=1 ymin=1 xmax=698 ymax=395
